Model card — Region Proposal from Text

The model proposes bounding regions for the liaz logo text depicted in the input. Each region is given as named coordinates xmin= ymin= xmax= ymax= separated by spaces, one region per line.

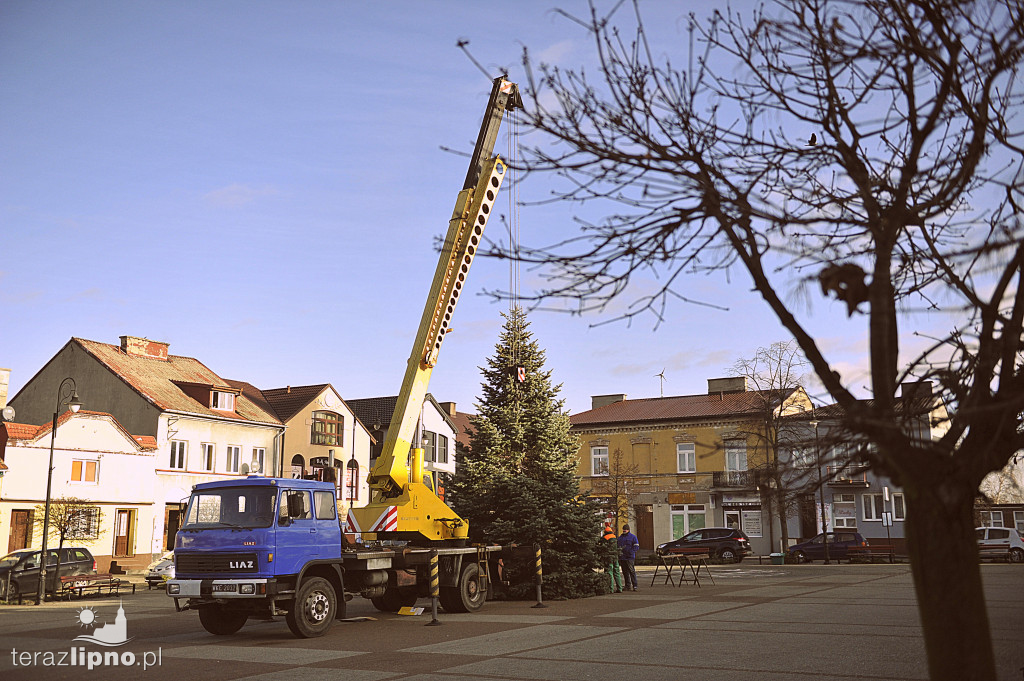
xmin=230 ymin=560 xmax=254 ymax=569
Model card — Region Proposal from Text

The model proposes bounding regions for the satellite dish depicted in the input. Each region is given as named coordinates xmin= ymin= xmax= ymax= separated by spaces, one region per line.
xmin=240 ymin=463 xmax=250 ymax=475
xmin=1 ymin=405 xmax=14 ymax=422
xmin=250 ymin=460 xmax=262 ymax=474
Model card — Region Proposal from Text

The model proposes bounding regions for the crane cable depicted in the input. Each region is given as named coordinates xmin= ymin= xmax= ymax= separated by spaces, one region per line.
xmin=507 ymin=104 xmax=522 ymax=376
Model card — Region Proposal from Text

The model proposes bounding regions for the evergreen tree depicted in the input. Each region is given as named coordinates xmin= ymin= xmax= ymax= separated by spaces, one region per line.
xmin=448 ymin=307 xmax=609 ymax=599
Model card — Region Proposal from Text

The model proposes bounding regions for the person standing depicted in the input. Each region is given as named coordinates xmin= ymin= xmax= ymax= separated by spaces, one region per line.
xmin=618 ymin=523 xmax=640 ymax=591
xmin=603 ymin=523 xmax=623 ymax=593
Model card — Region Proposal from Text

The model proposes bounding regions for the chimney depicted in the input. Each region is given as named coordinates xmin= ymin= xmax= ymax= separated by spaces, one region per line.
xmin=592 ymin=394 xmax=627 ymax=410
xmin=900 ymin=381 xmax=933 ymax=400
xmin=707 ymin=377 xmax=747 ymax=395
xmin=0 ymin=368 xmax=10 ymax=409
xmin=438 ymin=401 xmax=458 ymax=417
xmin=119 ymin=335 xmax=170 ymax=361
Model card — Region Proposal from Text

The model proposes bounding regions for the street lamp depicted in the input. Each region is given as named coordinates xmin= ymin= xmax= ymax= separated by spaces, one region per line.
xmin=38 ymin=377 xmax=82 ymax=604
xmin=346 ymin=455 xmax=359 ymax=511
xmin=809 ymin=417 xmax=831 ymax=565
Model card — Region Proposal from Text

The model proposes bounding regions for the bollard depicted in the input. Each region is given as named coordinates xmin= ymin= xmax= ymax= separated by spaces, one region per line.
xmin=426 ymin=549 xmax=441 ymax=626
xmin=531 ymin=544 xmax=546 ymax=608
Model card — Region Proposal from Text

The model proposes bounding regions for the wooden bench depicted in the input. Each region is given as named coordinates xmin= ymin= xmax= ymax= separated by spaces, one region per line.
xmin=847 ymin=545 xmax=895 ymax=563
xmin=59 ymin=573 xmax=136 ymax=599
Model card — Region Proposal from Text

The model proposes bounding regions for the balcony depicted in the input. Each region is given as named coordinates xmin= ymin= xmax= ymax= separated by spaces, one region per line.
xmin=712 ymin=470 xmax=754 ymax=489
xmin=826 ymin=465 xmax=869 ymax=487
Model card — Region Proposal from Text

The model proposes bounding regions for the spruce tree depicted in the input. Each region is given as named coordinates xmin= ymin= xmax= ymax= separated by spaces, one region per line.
xmin=448 ymin=307 xmax=609 ymax=599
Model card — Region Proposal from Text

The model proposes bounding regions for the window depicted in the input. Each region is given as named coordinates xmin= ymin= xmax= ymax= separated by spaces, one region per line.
xmin=980 ymin=511 xmax=1004 ymax=527
xmin=893 ymin=493 xmax=906 ymax=521
xmin=1015 ymin=511 xmax=1024 ymax=533
xmin=790 ymin=446 xmax=815 ymax=467
xmin=170 ymin=440 xmax=187 ymax=470
xmin=67 ymin=507 xmax=101 ymax=539
xmin=225 ymin=445 xmax=241 ymax=473
xmin=252 ymin=447 xmax=266 ymax=474
xmin=863 ymin=494 xmax=885 ymax=521
xmin=676 ymin=443 xmax=696 ymax=473
xmin=422 ymin=431 xmax=436 ymax=462
xmin=725 ymin=443 xmax=747 ymax=471
xmin=280 ymin=490 xmax=311 ymax=521
xmin=71 ymin=459 xmax=99 ymax=483
xmin=670 ymin=504 xmax=706 ymax=538
xmin=437 ymin=434 xmax=449 ymax=464
xmin=311 ymin=411 xmax=344 ymax=446
xmin=201 ymin=443 xmax=215 ymax=472
xmin=314 ymin=491 xmax=337 ymax=520
xmin=211 ymin=391 xmax=235 ymax=411
xmin=591 ymin=446 xmax=609 ymax=476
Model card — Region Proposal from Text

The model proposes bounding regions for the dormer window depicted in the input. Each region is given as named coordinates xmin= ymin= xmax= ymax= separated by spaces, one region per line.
xmin=212 ymin=391 xmax=235 ymax=411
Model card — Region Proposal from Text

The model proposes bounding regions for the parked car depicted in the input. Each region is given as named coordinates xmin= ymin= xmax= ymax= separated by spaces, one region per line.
xmin=976 ymin=527 xmax=1024 ymax=563
xmin=145 ymin=551 xmax=175 ymax=588
xmin=0 ymin=547 xmax=97 ymax=600
xmin=788 ymin=531 xmax=867 ymax=563
xmin=656 ymin=527 xmax=752 ymax=563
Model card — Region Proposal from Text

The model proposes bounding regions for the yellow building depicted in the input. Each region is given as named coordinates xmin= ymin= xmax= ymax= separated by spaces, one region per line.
xmin=570 ymin=377 xmax=812 ymax=556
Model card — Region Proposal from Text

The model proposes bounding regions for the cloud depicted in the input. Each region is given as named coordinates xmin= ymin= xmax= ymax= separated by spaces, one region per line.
xmin=203 ymin=184 xmax=278 ymax=208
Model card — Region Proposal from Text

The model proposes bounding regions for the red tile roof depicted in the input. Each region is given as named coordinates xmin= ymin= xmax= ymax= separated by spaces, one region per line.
xmin=1 ymin=410 xmax=157 ymax=451
xmin=74 ymin=337 xmax=281 ymax=425
xmin=570 ymin=390 xmax=795 ymax=427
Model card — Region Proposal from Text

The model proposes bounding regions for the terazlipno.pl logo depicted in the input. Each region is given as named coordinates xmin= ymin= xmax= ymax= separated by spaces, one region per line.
xmin=9 ymin=601 xmax=161 ymax=671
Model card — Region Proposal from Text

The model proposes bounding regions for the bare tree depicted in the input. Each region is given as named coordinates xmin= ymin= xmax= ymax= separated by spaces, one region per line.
xmin=505 ymin=1 xmax=1024 ymax=678
xmin=730 ymin=340 xmax=812 ymax=553
xmin=590 ymin=447 xmax=641 ymax=527
xmin=34 ymin=497 xmax=102 ymax=589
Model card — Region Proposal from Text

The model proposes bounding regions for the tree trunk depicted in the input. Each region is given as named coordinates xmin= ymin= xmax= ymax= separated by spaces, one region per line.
xmin=903 ymin=481 xmax=995 ymax=681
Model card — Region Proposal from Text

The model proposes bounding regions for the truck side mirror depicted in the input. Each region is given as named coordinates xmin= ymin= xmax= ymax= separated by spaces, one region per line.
xmin=287 ymin=493 xmax=305 ymax=519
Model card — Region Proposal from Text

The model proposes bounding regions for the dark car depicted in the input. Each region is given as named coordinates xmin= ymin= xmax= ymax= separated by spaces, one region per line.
xmin=656 ymin=527 xmax=752 ymax=563
xmin=788 ymin=531 xmax=867 ymax=563
xmin=0 ymin=547 xmax=96 ymax=600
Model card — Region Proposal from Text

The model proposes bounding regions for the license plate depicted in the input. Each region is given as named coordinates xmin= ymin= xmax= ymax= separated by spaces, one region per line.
xmin=212 ymin=584 xmax=236 ymax=593
xmin=73 ymin=580 xmax=89 ymax=588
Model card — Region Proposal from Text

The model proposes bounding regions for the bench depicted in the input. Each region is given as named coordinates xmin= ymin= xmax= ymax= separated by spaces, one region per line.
xmin=59 ymin=573 xmax=136 ymax=599
xmin=847 ymin=545 xmax=895 ymax=563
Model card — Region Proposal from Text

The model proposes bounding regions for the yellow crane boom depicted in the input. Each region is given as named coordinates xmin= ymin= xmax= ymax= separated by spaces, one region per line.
xmin=348 ymin=76 xmax=522 ymax=544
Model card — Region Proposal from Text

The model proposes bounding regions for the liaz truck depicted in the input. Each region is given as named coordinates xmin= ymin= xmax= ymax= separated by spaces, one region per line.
xmin=167 ymin=76 xmax=534 ymax=637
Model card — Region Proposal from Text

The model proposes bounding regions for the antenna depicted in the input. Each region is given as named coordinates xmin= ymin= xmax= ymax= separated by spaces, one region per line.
xmin=655 ymin=369 xmax=667 ymax=397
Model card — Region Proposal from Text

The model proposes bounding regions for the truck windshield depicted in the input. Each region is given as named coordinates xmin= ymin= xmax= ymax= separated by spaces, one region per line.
xmin=183 ymin=487 xmax=277 ymax=529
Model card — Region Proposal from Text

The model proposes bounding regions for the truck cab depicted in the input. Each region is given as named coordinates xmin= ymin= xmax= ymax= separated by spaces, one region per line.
xmin=168 ymin=477 xmax=345 ymax=637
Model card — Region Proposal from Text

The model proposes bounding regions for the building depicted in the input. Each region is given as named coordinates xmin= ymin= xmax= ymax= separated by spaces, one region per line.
xmin=0 ymin=410 xmax=157 ymax=572
xmin=570 ymin=377 xmax=812 ymax=555
xmin=8 ymin=335 xmax=287 ymax=566
xmin=778 ymin=381 xmax=951 ymax=554
xmin=257 ymin=383 xmax=374 ymax=515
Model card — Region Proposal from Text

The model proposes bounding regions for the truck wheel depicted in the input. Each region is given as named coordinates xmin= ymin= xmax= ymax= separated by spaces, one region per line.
xmin=198 ymin=605 xmax=247 ymax=635
xmin=287 ymin=576 xmax=339 ymax=638
xmin=371 ymin=586 xmax=417 ymax=613
xmin=440 ymin=562 xmax=485 ymax=613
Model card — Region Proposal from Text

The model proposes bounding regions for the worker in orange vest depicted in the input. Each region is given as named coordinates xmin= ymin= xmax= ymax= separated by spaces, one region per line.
xmin=603 ymin=523 xmax=623 ymax=593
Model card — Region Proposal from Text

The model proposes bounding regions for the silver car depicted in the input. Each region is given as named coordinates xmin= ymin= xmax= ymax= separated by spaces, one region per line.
xmin=145 ymin=551 xmax=175 ymax=588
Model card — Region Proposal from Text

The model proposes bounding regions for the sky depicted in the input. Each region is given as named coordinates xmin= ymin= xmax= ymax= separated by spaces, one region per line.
xmin=0 ymin=0 xmax=958 ymax=417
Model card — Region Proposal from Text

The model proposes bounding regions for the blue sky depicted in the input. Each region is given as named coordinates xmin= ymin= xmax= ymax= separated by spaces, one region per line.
xmin=0 ymin=1 xmax=950 ymax=416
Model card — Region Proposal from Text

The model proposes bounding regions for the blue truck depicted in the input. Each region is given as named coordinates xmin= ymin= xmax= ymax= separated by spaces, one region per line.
xmin=167 ymin=476 xmax=524 ymax=637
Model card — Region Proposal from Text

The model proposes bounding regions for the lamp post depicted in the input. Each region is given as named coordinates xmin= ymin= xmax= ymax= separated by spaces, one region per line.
xmin=346 ymin=455 xmax=359 ymax=512
xmin=37 ymin=377 xmax=82 ymax=604
xmin=809 ymin=417 xmax=831 ymax=565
